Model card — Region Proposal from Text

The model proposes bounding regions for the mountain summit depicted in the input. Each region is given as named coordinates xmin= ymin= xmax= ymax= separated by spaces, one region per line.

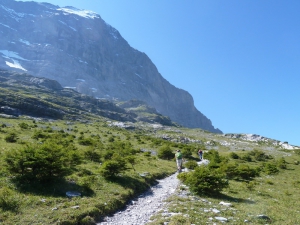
xmin=0 ymin=0 xmax=221 ymax=133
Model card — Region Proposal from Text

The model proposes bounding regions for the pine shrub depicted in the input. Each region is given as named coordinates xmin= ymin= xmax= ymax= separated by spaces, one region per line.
xmin=184 ymin=160 xmax=198 ymax=170
xmin=157 ymin=145 xmax=174 ymax=160
xmin=178 ymin=166 xmax=228 ymax=195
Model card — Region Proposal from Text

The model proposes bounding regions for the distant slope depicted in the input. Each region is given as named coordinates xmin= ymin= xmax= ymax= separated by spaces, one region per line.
xmin=0 ymin=69 xmax=176 ymax=126
xmin=0 ymin=0 xmax=221 ymax=133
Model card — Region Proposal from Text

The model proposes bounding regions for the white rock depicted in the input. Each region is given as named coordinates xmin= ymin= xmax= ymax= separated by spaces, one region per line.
xmin=219 ymin=201 xmax=232 ymax=207
xmin=215 ymin=216 xmax=228 ymax=222
xmin=212 ymin=208 xmax=221 ymax=213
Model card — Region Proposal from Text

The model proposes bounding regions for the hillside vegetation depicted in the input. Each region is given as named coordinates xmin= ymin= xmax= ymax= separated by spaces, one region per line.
xmin=0 ymin=71 xmax=300 ymax=224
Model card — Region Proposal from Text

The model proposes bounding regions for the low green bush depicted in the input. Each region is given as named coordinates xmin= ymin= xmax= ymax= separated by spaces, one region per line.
xmin=277 ymin=157 xmax=287 ymax=169
xmin=205 ymin=150 xmax=225 ymax=166
xmin=229 ymin=152 xmax=239 ymax=159
xmin=220 ymin=162 xmax=259 ymax=180
xmin=236 ymin=164 xmax=259 ymax=180
xmin=100 ymin=155 xmax=127 ymax=178
xmin=4 ymin=132 xmax=18 ymax=143
xmin=0 ymin=187 xmax=21 ymax=212
xmin=126 ymin=155 xmax=137 ymax=171
xmin=240 ymin=153 xmax=252 ymax=162
xmin=250 ymin=149 xmax=271 ymax=161
xmin=178 ymin=166 xmax=228 ymax=195
xmin=32 ymin=130 xmax=48 ymax=139
xmin=84 ymin=147 xmax=102 ymax=162
xmin=78 ymin=136 xmax=95 ymax=146
xmin=5 ymin=140 xmax=81 ymax=181
xmin=184 ymin=160 xmax=198 ymax=170
xmin=181 ymin=146 xmax=193 ymax=158
xmin=19 ymin=122 xmax=29 ymax=129
xmin=157 ymin=145 xmax=174 ymax=160
xmin=263 ymin=162 xmax=279 ymax=175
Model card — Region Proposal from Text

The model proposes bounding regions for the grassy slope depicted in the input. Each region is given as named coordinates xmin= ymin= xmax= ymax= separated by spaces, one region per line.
xmin=0 ymin=117 xmax=176 ymax=224
xmin=0 ymin=76 xmax=299 ymax=224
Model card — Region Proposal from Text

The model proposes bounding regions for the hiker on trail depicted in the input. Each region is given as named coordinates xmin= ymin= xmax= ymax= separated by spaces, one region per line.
xmin=175 ymin=149 xmax=183 ymax=172
xmin=198 ymin=149 xmax=203 ymax=161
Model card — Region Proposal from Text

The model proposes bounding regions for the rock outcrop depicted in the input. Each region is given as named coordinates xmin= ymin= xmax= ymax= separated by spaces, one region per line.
xmin=0 ymin=0 xmax=221 ymax=133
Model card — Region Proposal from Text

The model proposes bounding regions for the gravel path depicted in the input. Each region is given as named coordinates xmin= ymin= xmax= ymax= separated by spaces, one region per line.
xmin=97 ymin=160 xmax=209 ymax=225
xmin=97 ymin=172 xmax=180 ymax=225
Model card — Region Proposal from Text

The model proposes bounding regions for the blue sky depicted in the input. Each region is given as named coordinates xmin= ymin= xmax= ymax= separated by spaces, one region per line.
xmin=20 ymin=0 xmax=300 ymax=146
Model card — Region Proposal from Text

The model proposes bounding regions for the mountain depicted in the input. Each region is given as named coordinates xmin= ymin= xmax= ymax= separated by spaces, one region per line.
xmin=0 ymin=0 xmax=221 ymax=133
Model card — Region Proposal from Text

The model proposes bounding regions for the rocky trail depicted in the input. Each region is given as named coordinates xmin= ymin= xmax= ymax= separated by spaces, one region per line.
xmin=97 ymin=160 xmax=209 ymax=225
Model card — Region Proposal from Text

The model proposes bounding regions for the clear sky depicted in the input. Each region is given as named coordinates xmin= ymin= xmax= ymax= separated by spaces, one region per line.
xmin=20 ymin=0 xmax=300 ymax=146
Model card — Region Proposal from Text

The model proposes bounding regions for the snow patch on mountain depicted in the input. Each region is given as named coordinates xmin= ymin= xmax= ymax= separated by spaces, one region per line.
xmin=5 ymin=59 xmax=27 ymax=71
xmin=0 ymin=4 xmax=27 ymax=21
xmin=69 ymin=26 xmax=77 ymax=32
xmin=0 ymin=50 xmax=28 ymax=61
xmin=57 ymin=7 xmax=99 ymax=19
xmin=19 ymin=39 xmax=31 ymax=45
xmin=135 ymin=73 xmax=142 ymax=79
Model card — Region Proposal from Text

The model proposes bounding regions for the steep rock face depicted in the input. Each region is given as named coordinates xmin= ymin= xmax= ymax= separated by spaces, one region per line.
xmin=0 ymin=0 xmax=221 ymax=133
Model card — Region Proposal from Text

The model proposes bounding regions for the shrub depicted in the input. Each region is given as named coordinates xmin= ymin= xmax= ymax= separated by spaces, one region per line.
xmin=240 ymin=153 xmax=252 ymax=162
xmin=157 ymin=145 xmax=174 ymax=160
xmin=84 ymin=147 xmax=102 ymax=162
xmin=5 ymin=132 xmax=18 ymax=143
xmin=184 ymin=160 xmax=198 ymax=170
xmin=80 ymin=216 xmax=96 ymax=225
xmin=245 ymin=180 xmax=257 ymax=191
xmin=250 ymin=149 xmax=270 ymax=161
xmin=32 ymin=131 xmax=48 ymax=140
xmin=220 ymin=162 xmax=238 ymax=179
xmin=100 ymin=155 xmax=127 ymax=178
xmin=181 ymin=146 xmax=193 ymax=158
xmin=0 ymin=187 xmax=21 ymax=212
xmin=263 ymin=162 xmax=279 ymax=175
xmin=103 ymin=150 xmax=114 ymax=160
xmin=178 ymin=166 xmax=228 ymax=195
xmin=220 ymin=163 xmax=259 ymax=180
xmin=78 ymin=137 xmax=95 ymax=146
xmin=108 ymin=136 xmax=115 ymax=142
xmin=229 ymin=152 xmax=239 ymax=159
xmin=143 ymin=151 xmax=151 ymax=157
xmin=236 ymin=164 xmax=259 ymax=180
xmin=5 ymin=140 xmax=81 ymax=181
xmin=19 ymin=122 xmax=29 ymax=129
xmin=277 ymin=157 xmax=287 ymax=169
xmin=205 ymin=150 xmax=223 ymax=164
xmin=126 ymin=155 xmax=137 ymax=171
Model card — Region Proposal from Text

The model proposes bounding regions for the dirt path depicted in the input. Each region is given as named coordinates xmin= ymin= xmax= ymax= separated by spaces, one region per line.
xmin=97 ymin=159 xmax=209 ymax=225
